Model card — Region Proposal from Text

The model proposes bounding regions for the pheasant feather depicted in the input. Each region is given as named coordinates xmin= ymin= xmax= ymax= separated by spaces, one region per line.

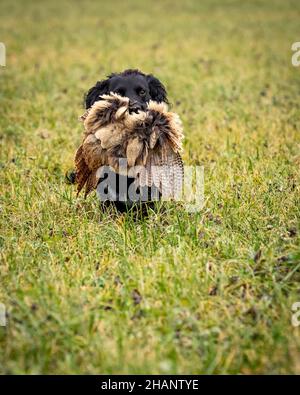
xmin=75 ymin=93 xmax=184 ymax=199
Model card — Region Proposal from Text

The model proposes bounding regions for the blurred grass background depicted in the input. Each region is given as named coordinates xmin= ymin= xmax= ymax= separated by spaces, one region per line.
xmin=0 ymin=0 xmax=300 ymax=374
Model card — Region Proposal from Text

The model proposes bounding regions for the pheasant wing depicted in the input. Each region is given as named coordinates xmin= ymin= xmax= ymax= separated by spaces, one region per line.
xmin=135 ymin=149 xmax=184 ymax=200
xmin=75 ymin=134 xmax=106 ymax=196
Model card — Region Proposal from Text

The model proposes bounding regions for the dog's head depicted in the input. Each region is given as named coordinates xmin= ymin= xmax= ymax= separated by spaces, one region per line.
xmin=85 ymin=69 xmax=168 ymax=111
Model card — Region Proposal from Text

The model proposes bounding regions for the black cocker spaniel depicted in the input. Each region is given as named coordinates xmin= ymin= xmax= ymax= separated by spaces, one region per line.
xmin=68 ymin=69 xmax=169 ymax=212
xmin=85 ymin=69 xmax=168 ymax=111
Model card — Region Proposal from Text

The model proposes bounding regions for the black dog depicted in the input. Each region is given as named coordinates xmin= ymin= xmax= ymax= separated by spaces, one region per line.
xmin=67 ymin=69 xmax=169 ymax=211
xmin=85 ymin=69 xmax=168 ymax=111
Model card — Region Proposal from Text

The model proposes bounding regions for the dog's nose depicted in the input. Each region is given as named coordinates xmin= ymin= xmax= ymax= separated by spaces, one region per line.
xmin=129 ymin=101 xmax=145 ymax=113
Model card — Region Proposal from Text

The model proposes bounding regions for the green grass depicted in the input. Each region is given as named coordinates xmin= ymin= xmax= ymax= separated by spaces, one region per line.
xmin=1 ymin=0 xmax=300 ymax=374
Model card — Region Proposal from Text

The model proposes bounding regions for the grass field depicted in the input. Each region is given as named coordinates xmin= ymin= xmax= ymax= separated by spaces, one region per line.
xmin=1 ymin=0 xmax=300 ymax=374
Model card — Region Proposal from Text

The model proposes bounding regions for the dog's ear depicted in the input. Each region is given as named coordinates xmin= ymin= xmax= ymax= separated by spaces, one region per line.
xmin=85 ymin=79 xmax=110 ymax=109
xmin=146 ymin=74 xmax=168 ymax=103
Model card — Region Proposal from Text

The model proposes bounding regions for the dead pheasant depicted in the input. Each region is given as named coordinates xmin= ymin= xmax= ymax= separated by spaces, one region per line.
xmin=74 ymin=93 xmax=184 ymax=200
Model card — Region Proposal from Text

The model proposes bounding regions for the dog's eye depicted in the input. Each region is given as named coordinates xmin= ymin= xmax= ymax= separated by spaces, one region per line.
xmin=139 ymin=89 xmax=146 ymax=97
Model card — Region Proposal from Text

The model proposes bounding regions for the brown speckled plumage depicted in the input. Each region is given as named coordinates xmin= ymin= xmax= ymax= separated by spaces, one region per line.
xmin=75 ymin=93 xmax=184 ymax=198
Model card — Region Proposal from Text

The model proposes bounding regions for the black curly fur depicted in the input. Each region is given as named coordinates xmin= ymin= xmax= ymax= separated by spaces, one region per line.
xmin=85 ymin=69 xmax=168 ymax=109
